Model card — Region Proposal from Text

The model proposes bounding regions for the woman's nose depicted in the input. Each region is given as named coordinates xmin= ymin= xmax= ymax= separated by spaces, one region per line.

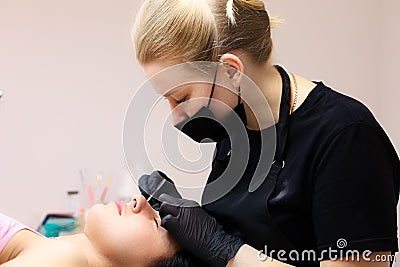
xmin=129 ymin=195 xmax=145 ymax=213
xmin=129 ymin=195 xmax=158 ymax=217
xmin=170 ymin=107 xmax=189 ymax=126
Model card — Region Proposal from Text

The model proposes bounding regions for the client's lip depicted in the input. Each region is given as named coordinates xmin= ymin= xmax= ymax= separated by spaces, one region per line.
xmin=114 ymin=201 xmax=125 ymax=215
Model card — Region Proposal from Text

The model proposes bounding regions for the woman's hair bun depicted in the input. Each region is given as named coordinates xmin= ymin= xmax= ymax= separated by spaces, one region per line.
xmin=133 ymin=0 xmax=280 ymax=64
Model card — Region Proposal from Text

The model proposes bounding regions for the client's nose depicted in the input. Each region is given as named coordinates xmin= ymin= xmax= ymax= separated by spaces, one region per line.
xmin=130 ymin=195 xmax=158 ymax=218
xmin=129 ymin=195 xmax=145 ymax=213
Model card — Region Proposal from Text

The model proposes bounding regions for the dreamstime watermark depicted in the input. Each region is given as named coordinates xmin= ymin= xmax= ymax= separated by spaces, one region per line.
xmin=257 ymin=238 xmax=397 ymax=263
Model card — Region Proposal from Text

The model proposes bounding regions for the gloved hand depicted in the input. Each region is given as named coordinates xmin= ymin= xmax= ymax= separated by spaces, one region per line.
xmin=159 ymin=193 xmax=245 ymax=267
xmin=138 ymin=170 xmax=182 ymax=211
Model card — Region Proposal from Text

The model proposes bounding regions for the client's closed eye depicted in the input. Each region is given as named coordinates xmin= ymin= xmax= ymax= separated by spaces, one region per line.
xmin=154 ymin=218 xmax=159 ymax=228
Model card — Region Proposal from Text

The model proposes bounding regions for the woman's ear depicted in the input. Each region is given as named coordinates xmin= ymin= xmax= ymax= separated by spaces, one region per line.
xmin=219 ymin=53 xmax=244 ymax=89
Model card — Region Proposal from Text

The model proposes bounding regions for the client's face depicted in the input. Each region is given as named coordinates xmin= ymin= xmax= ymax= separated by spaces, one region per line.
xmin=85 ymin=194 xmax=179 ymax=266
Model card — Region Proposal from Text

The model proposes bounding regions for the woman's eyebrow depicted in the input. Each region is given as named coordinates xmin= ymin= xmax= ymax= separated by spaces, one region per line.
xmin=164 ymin=91 xmax=186 ymax=101
xmin=163 ymin=87 xmax=181 ymax=97
xmin=164 ymin=83 xmax=192 ymax=98
xmin=163 ymin=91 xmax=173 ymax=97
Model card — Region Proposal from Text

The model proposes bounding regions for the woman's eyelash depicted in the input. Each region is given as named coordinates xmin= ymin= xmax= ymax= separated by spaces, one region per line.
xmin=175 ymin=97 xmax=186 ymax=104
xmin=154 ymin=218 xmax=159 ymax=227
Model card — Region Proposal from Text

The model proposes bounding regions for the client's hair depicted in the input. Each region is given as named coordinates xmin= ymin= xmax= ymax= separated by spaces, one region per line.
xmin=155 ymin=250 xmax=211 ymax=267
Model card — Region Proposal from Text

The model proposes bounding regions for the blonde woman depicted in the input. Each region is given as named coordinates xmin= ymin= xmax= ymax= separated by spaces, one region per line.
xmin=133 ymin=0 xmax=400 ymax=267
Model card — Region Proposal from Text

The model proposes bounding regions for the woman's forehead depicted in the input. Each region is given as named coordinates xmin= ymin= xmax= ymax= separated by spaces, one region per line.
xmin=160 ymin=224 xmax=180 ymax=256
xmin=144 ymin=61 xmax=220 ymax=95
xmin=155 ymin=211 xmax=179 ymax=250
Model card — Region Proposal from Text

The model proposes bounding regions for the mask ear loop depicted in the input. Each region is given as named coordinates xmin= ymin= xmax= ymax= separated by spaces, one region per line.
xmin=207 ymin=64 xmax=219 ymax=108
xmin=237 ymin=86 xmax=241 ymax=106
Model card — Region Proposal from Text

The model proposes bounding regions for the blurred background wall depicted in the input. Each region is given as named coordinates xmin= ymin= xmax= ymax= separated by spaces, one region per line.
xmin=0 ymin=0 xmax=399 ymax=261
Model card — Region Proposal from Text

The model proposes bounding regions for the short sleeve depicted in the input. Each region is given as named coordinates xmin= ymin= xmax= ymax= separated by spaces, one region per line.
xmin=312 ymin=123 xmax=399 ymax=259
xmin=0 ymin=213 xmax=26 ymax=253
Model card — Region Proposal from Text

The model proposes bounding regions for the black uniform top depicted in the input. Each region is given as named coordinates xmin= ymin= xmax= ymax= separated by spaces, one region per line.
xmin=202 ymin=81 xmax=400 ymax=266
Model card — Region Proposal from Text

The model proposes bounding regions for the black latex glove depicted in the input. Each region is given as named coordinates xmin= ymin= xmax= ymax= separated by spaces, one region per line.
xmin=159 ymin=193 xmax=245 ymax=267
xmin=138 ymin=170 xmax=182 ymax=211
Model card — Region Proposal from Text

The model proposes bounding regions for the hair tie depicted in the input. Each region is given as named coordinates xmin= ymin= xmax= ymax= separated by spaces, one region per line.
xmin=226 ymin=0 xmax=236 ymax=25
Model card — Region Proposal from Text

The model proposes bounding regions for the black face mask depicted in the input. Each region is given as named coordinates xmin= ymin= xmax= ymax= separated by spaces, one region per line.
xmin=174 ymin=65 xmax=247 ymax=143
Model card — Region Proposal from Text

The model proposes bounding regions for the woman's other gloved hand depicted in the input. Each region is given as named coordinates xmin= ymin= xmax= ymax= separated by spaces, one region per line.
xmin=138 ymin=170 xmax=182 ymax=211
xmin=159 ymin=193 xmax=245 ymax=267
